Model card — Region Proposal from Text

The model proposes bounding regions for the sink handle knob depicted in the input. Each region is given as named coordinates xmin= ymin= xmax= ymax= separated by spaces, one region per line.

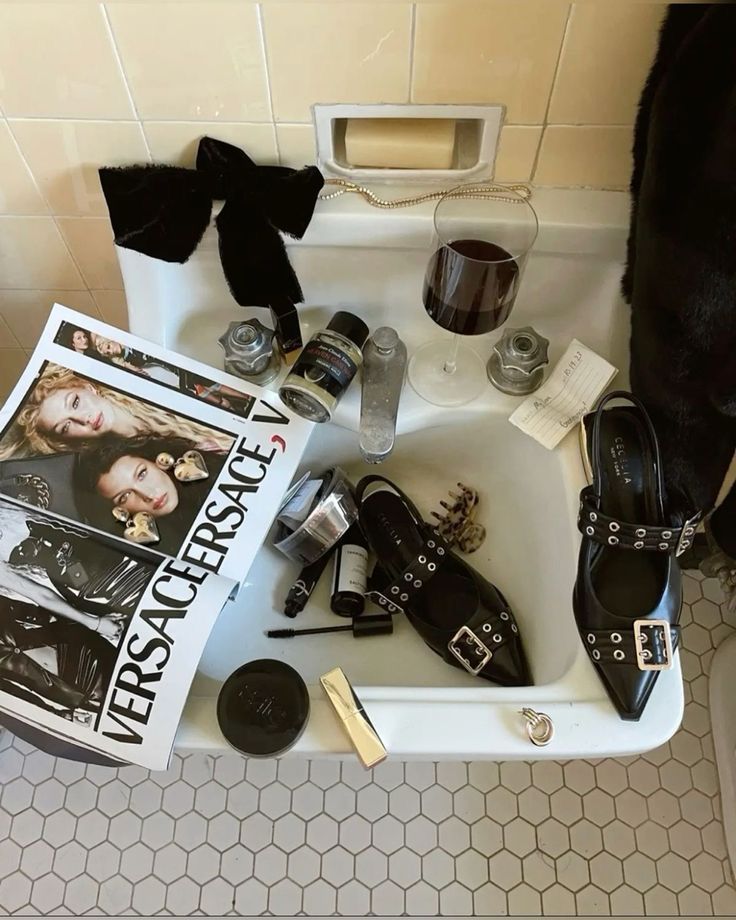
xmin=487 ymin=326 xmax=549 ymax=396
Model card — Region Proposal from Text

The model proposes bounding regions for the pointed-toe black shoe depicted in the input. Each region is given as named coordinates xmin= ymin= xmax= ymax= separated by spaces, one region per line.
xmin=573 ymin=391 xmax=700 ymax=720
xmin=356 ymin=475 xmax=531 ymax=687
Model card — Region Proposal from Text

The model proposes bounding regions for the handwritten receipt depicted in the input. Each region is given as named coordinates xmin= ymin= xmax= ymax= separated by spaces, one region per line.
xmin=509 ymin=339 xmax=618 ymax=450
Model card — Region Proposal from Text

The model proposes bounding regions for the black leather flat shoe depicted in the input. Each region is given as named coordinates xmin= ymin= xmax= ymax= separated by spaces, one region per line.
xmin=574 ymin=391 xmax=700 ymax=720
xmin=356 ymin=475 xmax=531 ymax=686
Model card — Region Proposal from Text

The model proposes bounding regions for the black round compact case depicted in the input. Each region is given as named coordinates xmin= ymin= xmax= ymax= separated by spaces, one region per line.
xmin=216 ymin=659 xmax=310 ymax=757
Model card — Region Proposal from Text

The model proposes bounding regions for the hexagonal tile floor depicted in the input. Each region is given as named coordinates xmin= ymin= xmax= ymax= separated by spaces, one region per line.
xmin=0 ymin=571 xmax=734 ymax=916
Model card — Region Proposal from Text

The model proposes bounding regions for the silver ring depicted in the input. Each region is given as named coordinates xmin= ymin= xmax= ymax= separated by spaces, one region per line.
xmin=520 ymin=708 xmax=554 ymax=747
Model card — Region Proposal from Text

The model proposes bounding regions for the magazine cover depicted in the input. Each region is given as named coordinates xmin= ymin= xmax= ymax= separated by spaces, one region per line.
xmin=0 ymin=304 xmax=314 ymax=582
xmin=0 ymin=495 xmax=234 ymax=769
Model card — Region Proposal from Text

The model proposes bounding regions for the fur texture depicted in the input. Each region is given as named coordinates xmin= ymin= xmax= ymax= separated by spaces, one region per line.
xmin=99 ymin=136 xmax=324 ymax=309
xmin=626 ymin=4 xmax=736 ymax=555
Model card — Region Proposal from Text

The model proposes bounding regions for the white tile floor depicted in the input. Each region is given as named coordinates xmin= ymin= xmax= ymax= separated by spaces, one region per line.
xmin=0 ymin=570 xmax=734 ymax=916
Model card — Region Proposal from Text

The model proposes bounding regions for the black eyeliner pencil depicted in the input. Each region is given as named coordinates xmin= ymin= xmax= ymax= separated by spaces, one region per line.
xmin=283 ymin=548 xmax=335 ymax=618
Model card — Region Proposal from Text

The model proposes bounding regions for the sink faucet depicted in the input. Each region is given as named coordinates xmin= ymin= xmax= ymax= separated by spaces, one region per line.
xmin=359 ymin=327 xmax=407 ymax=463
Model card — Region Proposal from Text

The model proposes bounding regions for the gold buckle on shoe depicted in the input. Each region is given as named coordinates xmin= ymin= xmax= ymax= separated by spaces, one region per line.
xmin=449 ymin=626 xmax=492 ymax=676
xmin=633 ymin=619 xmax=673 ymax=671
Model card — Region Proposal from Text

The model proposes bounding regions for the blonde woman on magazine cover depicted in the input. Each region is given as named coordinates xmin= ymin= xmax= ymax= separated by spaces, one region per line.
xmin=0 ymin=365 xmax=233 ymax=459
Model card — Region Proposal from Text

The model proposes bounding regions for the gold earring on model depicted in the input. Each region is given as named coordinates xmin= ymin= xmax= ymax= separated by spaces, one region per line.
xmin=174 ymin=450 xmax=209 ymax=482
xmin=112 ymin=506 xmax=160 ymax=545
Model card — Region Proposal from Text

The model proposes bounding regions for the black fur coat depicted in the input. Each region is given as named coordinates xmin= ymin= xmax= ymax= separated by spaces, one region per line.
xmin=626 ymin=4 xmax=736 ymax=554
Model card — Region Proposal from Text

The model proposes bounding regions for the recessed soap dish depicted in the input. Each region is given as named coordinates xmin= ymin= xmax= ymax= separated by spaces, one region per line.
xmin=313 ymin=103 xmax=505 ymax=183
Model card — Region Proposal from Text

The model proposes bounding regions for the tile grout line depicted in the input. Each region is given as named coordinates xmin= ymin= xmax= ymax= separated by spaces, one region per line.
xmin=531 ymin=2 xmax=574 ymax=184
xmin=2 ymin=115 xmax=633 ymax=129
xmin=2 ymin=117 xmax=98 ymax=310
xmin=99 ymin=0 xmax=152 ymax=162
xmin=256 ymin=3 xmax=280 ymax=165
xmin=408 ymin=2 xmax=417 ymax=104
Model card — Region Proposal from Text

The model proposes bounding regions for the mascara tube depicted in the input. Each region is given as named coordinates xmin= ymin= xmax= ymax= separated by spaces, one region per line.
xmin=283 ymin=546 xmax=335 ymax=618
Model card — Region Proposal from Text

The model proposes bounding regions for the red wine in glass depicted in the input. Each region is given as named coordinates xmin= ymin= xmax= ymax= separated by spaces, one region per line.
xmin=423 ymin=238 xmax=520 ymax=335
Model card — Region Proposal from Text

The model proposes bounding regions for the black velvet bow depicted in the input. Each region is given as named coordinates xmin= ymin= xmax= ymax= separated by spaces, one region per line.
xmin=98 ymin=136 xmax=324 ymax=308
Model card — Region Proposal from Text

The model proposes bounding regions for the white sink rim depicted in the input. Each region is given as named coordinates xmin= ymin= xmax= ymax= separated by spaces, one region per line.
xmin=118 ymin=187 xmax=685 ymax=760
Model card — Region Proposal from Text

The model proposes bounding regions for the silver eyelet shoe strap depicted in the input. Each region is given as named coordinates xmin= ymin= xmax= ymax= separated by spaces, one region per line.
xmin=577 ymin=487 xmax=700 ymax=556
xmin=583 ymin=622 xmax=679 ymax=671
xmin=365 ymin=534 xmax=450 ymax=614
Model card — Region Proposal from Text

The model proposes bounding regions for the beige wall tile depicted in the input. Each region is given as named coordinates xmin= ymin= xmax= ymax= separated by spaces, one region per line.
xmin=0 ymin=315 xmax=20 ymax=349
xmin=0 ymin=123 xmax=48 ymax=215
xmin=535 ymin=125 xmax=633 ymax=189
xmin=276 ymin=124 xmax=317 ymax=168
xmin=494 ymin=126 xmax=542 ymax=182
xmin=107 ymin=2 xmax=270 ymax=121
xmin=56 ymin=218 xmax=123 ymax=290
xmin=0 ymin=218 xmax=84 ymax=289
xmin=264 ymin=3 xmax=412 ymax=122
xmin=0 ymin=3 xmax=133 ymax=119
xmin=10 ymin=120 xmax=149 ymax=217
xmin=0 ymin=290 xmax=98 ymax=349
xmin=0 ymin=349 xmax=29 ymax=402
xmin=413 ymin=2 xmax=569 ymax=124
xmin=144 ymin=123 xmax=278 ymax=167
xmin=92 ymin=290 xmax=129 ymax=330
xmin=549 ymin=4 xmax=665 ymax=125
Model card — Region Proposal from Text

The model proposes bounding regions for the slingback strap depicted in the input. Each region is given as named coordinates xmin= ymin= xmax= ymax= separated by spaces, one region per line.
xmin=589 ymin=391 xmax=667 ymax=518
xmin=582 ymin=621 xmax=679 ymax=671
xmin=365 ymin=533 xmax=450 ymax=614
xmin=578 ymin=487 xmax=699 ymax=556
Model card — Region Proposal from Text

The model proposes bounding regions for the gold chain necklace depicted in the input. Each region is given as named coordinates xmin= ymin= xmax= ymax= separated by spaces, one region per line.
xmin=319 ymin=178 xmax=532 ymax=209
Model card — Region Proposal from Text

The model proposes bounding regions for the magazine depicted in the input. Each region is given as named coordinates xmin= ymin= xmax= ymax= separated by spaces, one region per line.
xmin=0 ymin=305 xmax=314 ymax=768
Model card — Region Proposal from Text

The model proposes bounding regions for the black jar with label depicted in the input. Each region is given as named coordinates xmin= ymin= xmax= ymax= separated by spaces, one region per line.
xmin=278 ymin=311 xmax=369 ymax=423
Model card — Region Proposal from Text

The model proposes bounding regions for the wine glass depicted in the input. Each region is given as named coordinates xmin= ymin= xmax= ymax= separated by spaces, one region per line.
xmin=408 ymin=183 xmax=538 ymax=407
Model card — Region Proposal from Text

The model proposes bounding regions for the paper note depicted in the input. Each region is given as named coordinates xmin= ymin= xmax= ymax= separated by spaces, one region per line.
xmin=509 ymin=339 xmax=618 ymax=450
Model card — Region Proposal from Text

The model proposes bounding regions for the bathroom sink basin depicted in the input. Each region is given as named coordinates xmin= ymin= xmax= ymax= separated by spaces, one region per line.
xmin=118 ymin=188 xmax=684 ymax=759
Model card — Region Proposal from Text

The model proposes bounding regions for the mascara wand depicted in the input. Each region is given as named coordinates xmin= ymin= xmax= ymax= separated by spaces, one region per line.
xmin=267 ymin=614 xmax=394 ymax=639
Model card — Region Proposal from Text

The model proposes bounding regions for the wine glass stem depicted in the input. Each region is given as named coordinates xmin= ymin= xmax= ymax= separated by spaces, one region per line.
xmin=444 ymin=334 xmax=461 ymax=375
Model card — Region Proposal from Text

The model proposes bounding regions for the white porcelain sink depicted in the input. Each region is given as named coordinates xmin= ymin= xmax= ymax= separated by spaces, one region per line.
xmin=117 ymin=188 xmax=684 ymax=759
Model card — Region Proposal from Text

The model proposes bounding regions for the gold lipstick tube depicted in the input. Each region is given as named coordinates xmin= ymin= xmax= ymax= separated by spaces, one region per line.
xmin=320 ymin=667 xmax=387 ymax=769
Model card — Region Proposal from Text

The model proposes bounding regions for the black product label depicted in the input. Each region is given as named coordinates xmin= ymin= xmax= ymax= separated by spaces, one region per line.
xmin=298 ymin=341 xmax=358 ymax=389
